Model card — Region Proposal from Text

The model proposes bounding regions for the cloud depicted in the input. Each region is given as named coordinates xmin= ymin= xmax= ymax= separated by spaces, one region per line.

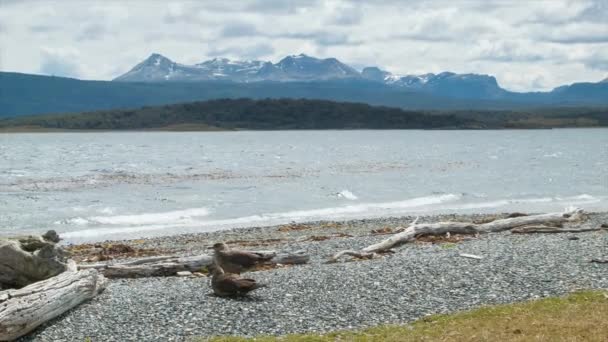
xmin=28 ymin=24 xmax=60 ymax=33
xmin=326 ymin=5 xmax=362 ymax=26
xmin=38 ymin=48 xmax=81 ymax=78
xmin=473 ymin=41 xmax=547 ymax=63
xmin=207 ymin=43 xmax=275 ymax=60
xmin=76 ymin=23 xmax=108 ymax=41
xmin=244 ymin=0 xmax=319 ymax=14
xmin=219 ymin=22 xmax=258 ymax=38
xmin=577 ymin=0 xmax=608 ymax=22
xmin=0 ymin=0 xmax=605 ymax=91
xmin=582 ymin=50 xmax=608 ymax=71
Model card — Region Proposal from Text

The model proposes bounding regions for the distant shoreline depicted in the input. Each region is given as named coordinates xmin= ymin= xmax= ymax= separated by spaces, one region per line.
xmin=1 ymin=126 xmax=605 ymax=133
xmin=2 ymin=98 xmax=606 ymax=131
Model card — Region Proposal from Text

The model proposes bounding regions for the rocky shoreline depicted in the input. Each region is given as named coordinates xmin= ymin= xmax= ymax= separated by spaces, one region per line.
xmin=21 ymin=212 xmax=608 ymax=341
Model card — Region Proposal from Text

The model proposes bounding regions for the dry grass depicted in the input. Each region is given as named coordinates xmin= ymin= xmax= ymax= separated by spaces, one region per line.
xmin=370 ymin=227 xmax=394 ymax=235
xmin=200 ymin=290 xmax=608 ymax=342
xmin=66 ymin=243 xmax=166 ymax=262
xmin=278 ymin=222 xmax=346 ymax=232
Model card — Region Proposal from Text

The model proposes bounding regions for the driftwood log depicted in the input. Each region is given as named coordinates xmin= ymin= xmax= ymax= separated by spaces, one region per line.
xmin=330 ymin=207 xmax=587 ymax=262
xmin=0 ymin=262 xmax=107 ymax=341
xmin=0 ymin=230 xmax=68 ymax=289
xmin=511 ymin=226 xmax=605 ymax=234
xmin=79 ymin=250 xmax=309 ymax=278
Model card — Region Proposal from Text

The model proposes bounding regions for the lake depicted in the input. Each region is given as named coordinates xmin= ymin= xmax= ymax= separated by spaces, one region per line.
xmin=1 ymin=129 xmax=606 ymax=243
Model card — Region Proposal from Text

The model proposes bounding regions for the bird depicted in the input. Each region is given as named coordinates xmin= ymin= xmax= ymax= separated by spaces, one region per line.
xmin=210 ymin=242 xmax=274 ymax=274
xmin=208 ymin=263 xmax=266 ymax=297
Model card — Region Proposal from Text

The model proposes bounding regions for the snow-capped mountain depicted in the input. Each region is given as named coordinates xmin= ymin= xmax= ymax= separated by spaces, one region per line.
xmin=194 ymin=58 xmax=265 ymax=81
xmin=390 ymin=72 xmax=505 ymax=99
xmin=112 ymin=53 xmax=508 ymax=99
xmin=272 ymin=54 xmax=360 ymax=80
xmin=114 ymin=53 xmax=361 ymax=82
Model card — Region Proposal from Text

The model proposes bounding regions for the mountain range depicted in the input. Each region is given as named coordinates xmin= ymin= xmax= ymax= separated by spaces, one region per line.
xmin=0 ymin=53 xmax=607 ymax=118
xmin=114 ymin=53 xmax=608 ymax=102
xmin=115 ymin=53 xmax=362 ymax=83
xmin=115 ymin=53 xmax=511 ymax=100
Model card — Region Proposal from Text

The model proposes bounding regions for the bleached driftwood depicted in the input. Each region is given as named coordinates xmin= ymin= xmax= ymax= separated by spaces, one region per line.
xmin=79 ymin=250 xmax=309 ymax=278
xmin=330 ymin=208 xmax=586 ymax=262
xmin=511 ymin=226 xmax=605 ymax=234
xmin=97 ymin=254 xmax=213 ymax=278
xmin=0 ymin=231 xmax=69 ymax=289
xmin=271 ymin=250 xmax=310 ymax=265
xmin=0 ymin=265 xmax=107 ymax=341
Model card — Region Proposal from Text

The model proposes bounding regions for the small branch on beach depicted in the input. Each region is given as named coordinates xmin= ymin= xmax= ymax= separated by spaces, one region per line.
xmin=78 ymin=250 xmax=309 ymax=278
xmin=459 ymin=253 xmax=483 ymax=260
xmin=591 ymin=258 xmax=608 ymax=264
xmin=330 ymin=207 xmax=586 ymax=262
xmin=0 ymin=263 xmax=107 ymax=341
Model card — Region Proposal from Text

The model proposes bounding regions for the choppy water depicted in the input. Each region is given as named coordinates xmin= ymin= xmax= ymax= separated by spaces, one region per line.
xmin=1 ymin=129 xmax=606 ymax=243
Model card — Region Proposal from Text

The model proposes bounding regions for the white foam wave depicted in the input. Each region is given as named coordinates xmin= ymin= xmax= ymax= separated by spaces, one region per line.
xmin=60 ymin=193 xmax=605 ymax=241
xmin=88 ymin=207 xmax=211 ymax=225
xmin=62 ymin=194 xmax=461 ymax=239
xmin=54 ymin=217 xmax=89 ymax=225
xmin=337 ymin=190 xmax=358 ymax=200
xmin=57 ymin=207 xmax=211 ymax=227
xmin=97 ymin=207 xmax=115 ymax=215
xmin=440 ymin=194 xmax=600 ymax=211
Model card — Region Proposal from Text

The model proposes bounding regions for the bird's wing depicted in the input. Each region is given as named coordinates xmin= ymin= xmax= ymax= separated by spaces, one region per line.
xmin=233 ymin=278 xmax=258 ymax=290
xmin=216 ymin=275 xmax=240 ymax=293
xmin=224 ymin=250 xmax=265 ymax=267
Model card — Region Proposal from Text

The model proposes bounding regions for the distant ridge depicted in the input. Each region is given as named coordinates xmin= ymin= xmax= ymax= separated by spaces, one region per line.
xmin=114 ymin=53 xmax=361 ymax=83
xmin=112 ymin=53 xmax=608 ymax=102
xmin=2 ymin=98 xmax=606 ymax=131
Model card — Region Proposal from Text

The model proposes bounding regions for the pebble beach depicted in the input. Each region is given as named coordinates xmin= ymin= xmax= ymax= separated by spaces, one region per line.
xmin=20 ymin=212 xmax=608 ymax=341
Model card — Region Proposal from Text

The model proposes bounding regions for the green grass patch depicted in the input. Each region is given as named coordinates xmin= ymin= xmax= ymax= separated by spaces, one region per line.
xmin=199 ymin=290 xmax=608 ymax=342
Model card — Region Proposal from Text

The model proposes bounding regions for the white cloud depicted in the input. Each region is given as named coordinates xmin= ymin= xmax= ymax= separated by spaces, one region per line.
xmin=38 ymin=47 xmax=82 ymax=78
xmin=0 ymin=0 xmax=606 ymax=91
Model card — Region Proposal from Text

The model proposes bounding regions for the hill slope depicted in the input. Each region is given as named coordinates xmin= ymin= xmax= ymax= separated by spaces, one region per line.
xmin=2 ymin=71 xmax=607 ymax=119
xmin=0 ymin=72 xmax=530 ymax=118
xmin=2 ymin=98 xmax=607 ymax=131
xmin=0 ymin=98 xmax=478 ymax=130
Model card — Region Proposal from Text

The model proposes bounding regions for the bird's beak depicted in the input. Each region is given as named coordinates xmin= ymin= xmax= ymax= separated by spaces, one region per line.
xmin=206 ymin=246 xmax=214 ymax=250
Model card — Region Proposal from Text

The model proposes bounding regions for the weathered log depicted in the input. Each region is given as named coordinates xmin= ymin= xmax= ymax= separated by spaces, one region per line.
xmin=0 ymin=267 xmax=107 ymax=341
xmin=330 ymin=207 xmax=586 ymax=262
xmin=477 ymin=208 xmax=585 ymax=232
xmin=101 ymin=254 xmax=213 ymax=278
xmin=271 ymin=250 xmax=310 ymax=265
xmin=0 ymin=230 xmax=69 ymax=289
xmin=79 ymin=251 xmax=309 ymax=278
xmin=511 ymin=226 xmax=605 ymax=234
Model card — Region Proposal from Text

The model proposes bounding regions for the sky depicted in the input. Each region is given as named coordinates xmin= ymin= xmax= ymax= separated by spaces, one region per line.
xmin=0 ymin=0 xmax=607 ymax=91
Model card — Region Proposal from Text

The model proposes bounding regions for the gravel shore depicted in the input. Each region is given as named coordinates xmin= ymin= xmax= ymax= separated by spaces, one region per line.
xmin=22 ymin=212 xmax=608 ymax=341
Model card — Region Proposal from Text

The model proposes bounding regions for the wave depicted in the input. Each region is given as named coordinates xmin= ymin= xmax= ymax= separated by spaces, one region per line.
xmin=60 ymin=193 xmax=605 ymax=241
xmin=57 ymin=207 xmax=210 ymax=226
xmin=61 ymin=193 xmax=460 ymax=239
xmin=337 ymin=190 xmax=358 ymax=200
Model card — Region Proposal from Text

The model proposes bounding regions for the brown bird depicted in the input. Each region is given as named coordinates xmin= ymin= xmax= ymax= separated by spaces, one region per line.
xmin=210 ymin=242 xmax=274 ymax=274
xmin=209 ymin=263 xmax=266 ymax=297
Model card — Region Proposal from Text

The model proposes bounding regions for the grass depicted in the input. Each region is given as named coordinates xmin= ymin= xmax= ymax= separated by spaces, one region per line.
xmin=200 ymin=290 xmax=608 ymax=342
